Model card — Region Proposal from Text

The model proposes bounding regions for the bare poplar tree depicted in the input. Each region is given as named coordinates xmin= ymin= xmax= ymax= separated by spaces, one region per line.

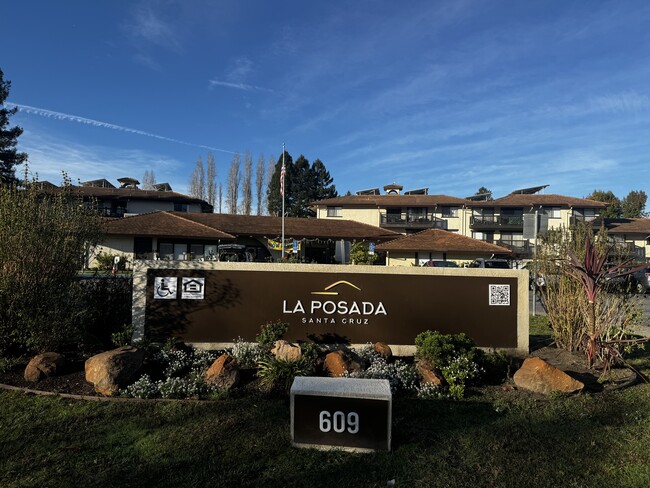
xmin=218 ymin=182 xmax=223 ymax=213
xmin=255 ymin=154 xmax=266 ymax=215
xmin=264 ymin=155 xmax=275 ymax=216
xmin=188 ymin=156 xmax=205 ymax=200
xmin=206 ymin=152 xmax=217 ymax=210
xmin=241 ymin=151 xmax=253 ymax=215
xmin=226 ymin=153 xmax=241 ymax=214
xmin=142 ymin=170 xmax=156 ymax=190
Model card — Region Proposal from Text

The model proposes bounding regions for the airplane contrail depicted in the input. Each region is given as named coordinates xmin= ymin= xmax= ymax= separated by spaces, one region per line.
xmin=7 ymin=103 xmax=236 ymax=155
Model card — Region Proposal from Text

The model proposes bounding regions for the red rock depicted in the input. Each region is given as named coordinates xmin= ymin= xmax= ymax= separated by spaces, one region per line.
xmin=416 ymin=360 xmax=444 ymax=386
xmin=513 ymin=357 xmax=584 ymax=394
xmin=373 ymin=342 xmax=393 ymax=360
xmin=24 ymin=352 xmax=66 ymax=382
xmin=85 ymin=346 xmax=144 ymax=395
xmin=204 ymin=354 xmax=240 ymax=390
xmin=323 ymin=351 xmax=349 ymax=377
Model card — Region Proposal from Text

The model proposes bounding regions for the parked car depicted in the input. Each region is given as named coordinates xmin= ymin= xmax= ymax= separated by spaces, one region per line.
xmin=468 ymin=258 xmax=511 ymax=269
xmin=422 ymin=260 xmax=459 ymax=268
xmin=631 ymin=266 xmax=650 ymax=294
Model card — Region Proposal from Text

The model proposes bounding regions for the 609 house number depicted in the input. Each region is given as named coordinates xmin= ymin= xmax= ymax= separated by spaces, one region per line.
xmin=319 ymin=410 xmax=359 ymax=434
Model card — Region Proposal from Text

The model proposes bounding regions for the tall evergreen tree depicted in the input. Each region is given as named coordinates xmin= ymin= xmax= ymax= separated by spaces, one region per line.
xmin=266 ymin=151 xmax=337 ymax=217
xmin=0 ymin=69 xmax=28 ymax=184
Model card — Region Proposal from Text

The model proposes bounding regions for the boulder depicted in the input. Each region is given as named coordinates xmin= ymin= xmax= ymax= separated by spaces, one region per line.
xmin=271 ymin=340 xmax=303 ymax=362
xmin=513 ymin=357 xmax=584 ymax=395
xmin=204 ymin=354 xmax=240 ymax=390
xmin=323 ymin=350 xmax=361 ymax=377
xmin=373 ymin=342 xmax=393 ymax=360
xmin=416 ymin=360 xmax=444 ymax=386
xmin=85 ymin=346 xmax=145 ymax=395
xmin=24 ymin=352 xmax=66 ymax=382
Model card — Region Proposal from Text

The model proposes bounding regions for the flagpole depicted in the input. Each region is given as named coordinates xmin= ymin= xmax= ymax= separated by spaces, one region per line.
xmin=281 ymin=143 xmax=286 ymax=260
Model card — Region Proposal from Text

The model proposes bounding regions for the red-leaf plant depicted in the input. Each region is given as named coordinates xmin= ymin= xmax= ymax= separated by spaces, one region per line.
xmin=567 ymin=235 xmax=640 ymax=370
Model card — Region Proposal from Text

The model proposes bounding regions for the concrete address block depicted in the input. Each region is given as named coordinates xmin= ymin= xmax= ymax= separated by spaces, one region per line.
xmin=290 ymin=376 xmax=392 ymax=452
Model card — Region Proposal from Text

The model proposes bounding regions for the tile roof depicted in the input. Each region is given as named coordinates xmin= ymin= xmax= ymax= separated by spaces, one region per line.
xmin=103 ymin=212 xmax=234 ymax=239
xmin=43 ymin=185 xmax=210 ymax=206
xmin=469 ymin=193 xmax=607 ymax=208
xmin=376 ymin=229 xmax=512 ymax=254
xmin=104 ymin=211 xmax=400 ymax=241
xmin=177 ymin=213 xmax=401 ymax=240
xmin=604 ymin=218 xmax=650 ymax=234
xmin=312 ymin=194 xmax=470 ymax=207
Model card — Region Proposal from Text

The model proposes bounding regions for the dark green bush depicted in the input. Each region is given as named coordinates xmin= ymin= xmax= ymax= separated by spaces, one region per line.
xmin=414 ymin=330 xmax=478 ymax=368
xmin=255 ymin=320 xmax=289 ymax=351
xmin=94 ymin=252 xmax=129 ymax=271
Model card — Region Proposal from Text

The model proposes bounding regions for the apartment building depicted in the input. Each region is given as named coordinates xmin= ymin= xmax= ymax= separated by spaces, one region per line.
xmin=35 ymin=177 xmax=212 ymax=217
xmin=313 ymin=184 xmax=611 ymax=261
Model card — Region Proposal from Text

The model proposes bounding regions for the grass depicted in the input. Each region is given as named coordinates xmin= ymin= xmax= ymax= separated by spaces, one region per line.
xmin=2 ymin=316 xmax=650 ymax=487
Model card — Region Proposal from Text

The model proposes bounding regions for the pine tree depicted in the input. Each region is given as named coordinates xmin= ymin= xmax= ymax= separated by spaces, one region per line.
xmin=0 ymin=69 xmax=28 ymax=184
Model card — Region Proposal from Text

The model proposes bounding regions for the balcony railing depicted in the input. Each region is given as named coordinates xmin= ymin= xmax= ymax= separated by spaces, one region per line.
xmin=470 ymin=215 xmax=524 ymax=230
xmin=495 ymin=239 xmax=533 ymax=258
xmin=380 ymin=214 xmax=448 ymax=229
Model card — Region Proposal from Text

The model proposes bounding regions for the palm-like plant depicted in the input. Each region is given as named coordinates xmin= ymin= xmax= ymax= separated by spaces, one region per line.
xmin=567 ymin=235 xmax=639 ymax=368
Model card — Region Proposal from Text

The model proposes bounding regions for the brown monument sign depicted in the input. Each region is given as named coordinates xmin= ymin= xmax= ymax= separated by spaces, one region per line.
xmin=132 ymin=262 xmax=529 ymax=354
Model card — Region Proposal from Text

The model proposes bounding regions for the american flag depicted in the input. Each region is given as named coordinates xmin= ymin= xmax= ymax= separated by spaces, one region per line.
xmin=280 ymin=161 xmax=286 ymax=197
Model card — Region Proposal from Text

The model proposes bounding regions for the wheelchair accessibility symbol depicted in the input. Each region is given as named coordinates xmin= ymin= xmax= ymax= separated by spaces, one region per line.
xmin=154 ymin=277 xmax=177 ymax=299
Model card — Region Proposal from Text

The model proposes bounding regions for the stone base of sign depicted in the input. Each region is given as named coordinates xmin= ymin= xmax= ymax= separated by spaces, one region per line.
xmin=290 ymin=376 xmax=392 ymax=453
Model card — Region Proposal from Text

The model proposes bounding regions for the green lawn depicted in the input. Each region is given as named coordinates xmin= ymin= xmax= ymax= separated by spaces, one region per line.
xmin=2 ymin=317 xmax=650 ymax=487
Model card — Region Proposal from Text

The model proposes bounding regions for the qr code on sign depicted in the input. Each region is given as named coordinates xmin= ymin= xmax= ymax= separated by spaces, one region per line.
xmin=489 ymin=284 xmax=510 ymax=306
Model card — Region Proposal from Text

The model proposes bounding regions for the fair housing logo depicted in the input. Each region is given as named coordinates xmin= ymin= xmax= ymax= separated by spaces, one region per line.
xmin=282 ymin=281 xmax=387 ymax=325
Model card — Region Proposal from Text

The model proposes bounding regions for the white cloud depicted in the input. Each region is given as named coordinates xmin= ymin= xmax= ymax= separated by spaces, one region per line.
xmin=126 ymin=4 xmax=181 ymax=52
xmin=208 ymin=80 xmax=273 ymax=93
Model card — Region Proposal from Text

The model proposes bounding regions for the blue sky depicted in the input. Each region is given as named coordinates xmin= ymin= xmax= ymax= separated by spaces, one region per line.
xmin=3 ymin=0 xmax=650 ymax=204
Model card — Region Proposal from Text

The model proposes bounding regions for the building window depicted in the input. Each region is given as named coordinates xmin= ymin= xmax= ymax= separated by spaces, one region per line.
xmin=441 ymin=206 xmax=459 ymax=218
xmin=327 ymin=206 xmax=342 ymax=217
xmin=174 ymin=203 xmax=189 ymax=212
xmin=543 ymin=206 xmax=561 ymax=218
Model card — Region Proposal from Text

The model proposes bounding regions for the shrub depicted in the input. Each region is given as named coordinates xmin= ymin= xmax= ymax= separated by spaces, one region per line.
xmin=111 ymin=323 xmax=135 ymax=348
xmin=158 ymin=374 xmax=212 ymax=399
xmin=440 ymin=355 xmax=482 ymax=400
xmin=257 ymin=357 xmax=313 ymax=392
xmin=415 ymin=330 xmax=478 ymax=368
xmin=255 ymin=321 xmax=289 ymax=351
xmin=350 ymin=241 xmax=378 ymax=265
xmin=94 ymin=252 xmax=129 ymax=271
xmin=345 ymin=356 xmax=418 ymax=394
xmin=417 ymin=382 xmax=445 ymax=400
xmin=0 ymin=182 xmax=103 ymax=355
xmin=230 ymin=337 xmax=264 ymax=369
xmin=124 ymin=374 xmax=160 ymax=399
